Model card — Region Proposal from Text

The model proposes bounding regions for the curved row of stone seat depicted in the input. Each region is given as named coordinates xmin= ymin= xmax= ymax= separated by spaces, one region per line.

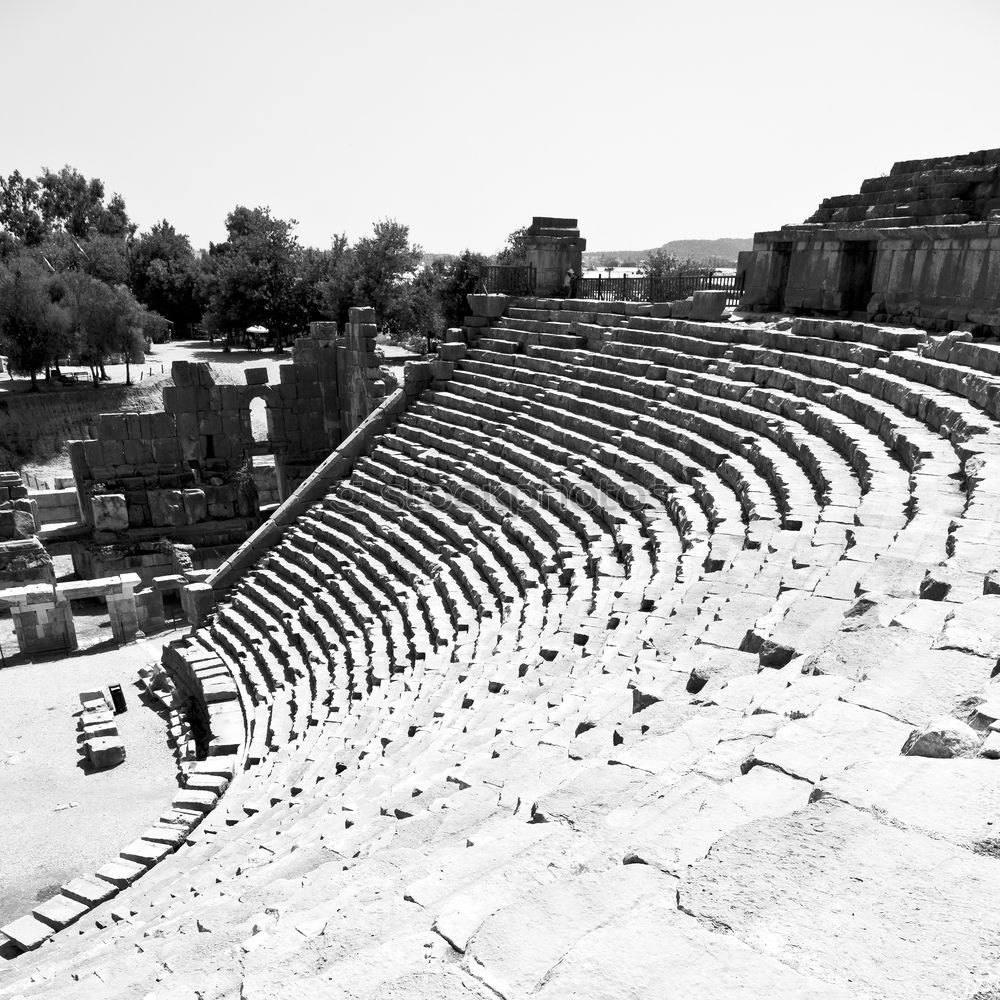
xmin=570 ymin=301 xmax=1000 ymax=603
xmin=579 ymin=313 xmax=967 ymax=526
xmin=470 ymin=349 xmax=830 ymax=530
xmin=488 ymin=301 xmax=998 ymax=653
xmin=448 ymin=360 xmax=793 ymax=537
xmin=10 ymin=304 xmax=1000 ymax=994
xmin=412 ymin=377 xmax=738 ymax=593
xmin=525 ymin=338 xmax=910 ymax=545
xmin=449 ymin=343 xmax=868 ymax=665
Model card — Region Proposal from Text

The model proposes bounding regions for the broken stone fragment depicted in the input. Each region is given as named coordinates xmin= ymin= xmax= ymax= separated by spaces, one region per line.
xmin=901 ymin=716 xmax=980 ymax=758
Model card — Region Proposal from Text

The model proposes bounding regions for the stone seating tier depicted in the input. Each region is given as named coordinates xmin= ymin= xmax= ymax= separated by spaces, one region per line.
xmin=6 ymin=299 xmax=1000 ymax=1000
xmin=805 ymin=149 xmax=1000 ymax=227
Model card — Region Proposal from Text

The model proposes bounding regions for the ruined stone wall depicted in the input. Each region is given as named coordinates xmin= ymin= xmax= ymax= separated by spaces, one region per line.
xmin=871 ymin=229 xmax=1000 ymax=328
xmin=740 ymin=148 xmax=1000 ymax=332
xmin=0 ymin=471 xmax=54 ymax=586
xmin=64 ymin=317 xmax=386 ymax=580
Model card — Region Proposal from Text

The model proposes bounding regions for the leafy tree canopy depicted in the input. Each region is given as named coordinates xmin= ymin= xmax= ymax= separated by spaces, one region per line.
xmin=639 ymin=249 xmax=714 ymax=281
xmin=0 ymin=254 xmax=70 ymax=387
xmin=0 ymin=166 xmax=134 ymax=247
xmin=350 ymin=218 xmax=423 ymax=326
xmin=203 ymin=206 xmax=305 ymax=348
xmin=129 ymin=220 xmax=206 ymax=333
xmin=494 ymin=226 xmax=529 ymax=265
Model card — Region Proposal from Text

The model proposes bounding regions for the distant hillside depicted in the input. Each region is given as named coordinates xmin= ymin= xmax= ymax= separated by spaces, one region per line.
xmin=584 ymin=237 xmax=753 ymax=268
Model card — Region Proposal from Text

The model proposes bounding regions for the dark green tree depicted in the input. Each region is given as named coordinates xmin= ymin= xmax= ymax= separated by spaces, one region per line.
xmin=639 ymin=249 xmax=711 ymax=281
xmin=0 ymin=254 xmax=70 ymax=388
xmin=0 ymin=171 xmax=46 ymax=246
xmin=351 ymin=219 xmax=423 ymax=324
xmin=436 ymin=250 xmax=489 ymax=329
xmin=57 ymin=272 xmax=157 ymax=383
xmin=37 ymin=166 xmax=134 ymax=239
xmin=129 ymin=220 xmax=205 ymax=334
xmin=494 ymin=226 xmax=529 ymax=265
xmin=203 ymin=206 xmax=304 ymax=351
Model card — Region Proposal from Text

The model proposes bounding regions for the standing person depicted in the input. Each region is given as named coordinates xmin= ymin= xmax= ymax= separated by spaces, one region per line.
xmin=563 ymin=267 xmax=576 ymax=299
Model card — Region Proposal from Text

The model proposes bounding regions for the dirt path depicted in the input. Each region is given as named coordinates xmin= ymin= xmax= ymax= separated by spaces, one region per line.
xmin=0 ymin=628 xmax=186 ymax=928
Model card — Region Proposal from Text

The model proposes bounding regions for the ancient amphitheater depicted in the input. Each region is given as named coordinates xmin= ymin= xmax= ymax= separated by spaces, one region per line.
xmin=4 ymin=152 xmax=1000 ymax=999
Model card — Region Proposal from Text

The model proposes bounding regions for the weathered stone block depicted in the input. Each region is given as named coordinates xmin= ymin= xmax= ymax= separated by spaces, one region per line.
xmin=690 ymin=290 xmax=729 ymax=321
xmin=86 ymin=736 xmax=126 ymax=769
xmin=182 ymin=489 xmax=207 ymax=523
xmin=91 ymin=494 xmax=128 ymax=532
xmin=162 ymin=491 xmax=188 ymax=527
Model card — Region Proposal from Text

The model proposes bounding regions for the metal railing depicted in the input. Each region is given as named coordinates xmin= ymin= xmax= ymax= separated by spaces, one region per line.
xmin=574 ymin=272 xmax=744 ymax=306
xmin=479 ymin=264 xmax=537 ymax=296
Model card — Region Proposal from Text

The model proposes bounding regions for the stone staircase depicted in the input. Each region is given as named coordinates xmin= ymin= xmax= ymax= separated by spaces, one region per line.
xmin=4 ymin=298 xmax=1000 ymax=997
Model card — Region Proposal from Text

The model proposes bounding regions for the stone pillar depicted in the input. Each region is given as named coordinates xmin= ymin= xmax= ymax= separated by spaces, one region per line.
xmin=8 ymin=589 xmax=77 ymax=655
xmin=523 ymin=217 xmax=587 ymax=297
xmin=135 ymin=588 xmax=166 ymax=634
xmin=106 ymin=573 xmax=141 ymax=644
xmin=181 ymin=582 xmax=216 ymax=629
xmin=340 ymin=306 xmax=387 ymax=435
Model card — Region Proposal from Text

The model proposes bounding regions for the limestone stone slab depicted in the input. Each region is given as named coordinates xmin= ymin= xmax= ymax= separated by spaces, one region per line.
xmin=758 ymin=595 xmax=848 ymax=666
xmin=620 ymin=767 xmax=811 ymax=875
xmin=816 ymin=756 xmax=1000 ymax=846
xmin=86 ymin=735 xmax=125 ymax=769
xmin=528 ymin=891 xmax=853 ymax=1000
xmin=120 ymin=838 xmax=173 ymax=865
xmin=32 ymin=892 xmax=90 ymax=930
xmin=95 ymin=858 xmax=147 ymax=888
xmin=744 ymin=700 xmax=913 ymax=783
xmin=933 ymin=594 xmax=1000 ymax=658
xmin=465 ymin=865 xmax=672 ymax=995
xmin=61 ymin=875 xmax=118 ymax=906
xmin=679 ymin=798 xmax=1000 ymax=1000
xmin=834 ymin=627 xmax=987 ymax=725
xmin=0 ymin=913 xmax=53 ymax=951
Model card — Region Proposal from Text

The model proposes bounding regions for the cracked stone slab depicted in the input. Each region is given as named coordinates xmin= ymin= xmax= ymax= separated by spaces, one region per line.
xmin=618 ymin=767 xmax=812 ymax=875
xmin=743 ymin=700 xmax=913 ymax=783
xmin=679 ymin=797 xmax=1000 ymax=1000
xmin=833 ymin=627 xmax=988 ymax=725
xmin=815 ymin=756 xmax=1000 ymax=847
xmin=933 ymin=595 xmax=1000 ymax=658
xmin=527 ymin=883 xmax=853 ymax=1000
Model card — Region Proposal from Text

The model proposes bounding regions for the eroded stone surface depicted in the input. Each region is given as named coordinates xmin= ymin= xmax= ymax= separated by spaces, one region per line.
xmin=679 ymin=798 xmax=1000 ymax=999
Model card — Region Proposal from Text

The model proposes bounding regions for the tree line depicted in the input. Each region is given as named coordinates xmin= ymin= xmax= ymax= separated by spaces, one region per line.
xmin=0 ymin=165 xmax=525 ymax=388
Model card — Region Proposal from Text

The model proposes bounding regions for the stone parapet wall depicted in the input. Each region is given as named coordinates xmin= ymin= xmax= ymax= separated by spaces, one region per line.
xmin=0 ymin=572 xmax=170 ymax=655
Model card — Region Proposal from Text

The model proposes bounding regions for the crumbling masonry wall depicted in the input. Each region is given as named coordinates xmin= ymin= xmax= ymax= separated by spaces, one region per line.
xmin=66 ymin=308 xmax=387 ymax=580
xmin=740 ymin=148 xmax=1000 ymax=332
xmin=0 ymin=471 xmax=54 ymax=586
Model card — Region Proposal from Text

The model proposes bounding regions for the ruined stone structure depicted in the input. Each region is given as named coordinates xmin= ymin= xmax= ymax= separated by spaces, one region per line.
xmin=523 ymin=216 xmax=586 ymax=295
xmin=66 ymin=307 xmax=387 ymax=582
xmin=8 ymin=237 xmax=1000 ymax=996
xmin=740 ymin=147 xmax=1000 ymax=332
xmin=0 ymin=471 xmax=53 ymax=587
xmin=0 ymin=573 xmax=157 ymax=655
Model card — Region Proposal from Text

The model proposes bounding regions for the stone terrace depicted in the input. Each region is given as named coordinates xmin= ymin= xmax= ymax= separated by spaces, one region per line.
xmin=3 ymin=298 xmax=1000 ymax=997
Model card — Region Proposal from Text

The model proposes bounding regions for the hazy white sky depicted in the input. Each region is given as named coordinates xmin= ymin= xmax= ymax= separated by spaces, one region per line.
xmin=3 ymin=0 xmax=998 ymax=254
